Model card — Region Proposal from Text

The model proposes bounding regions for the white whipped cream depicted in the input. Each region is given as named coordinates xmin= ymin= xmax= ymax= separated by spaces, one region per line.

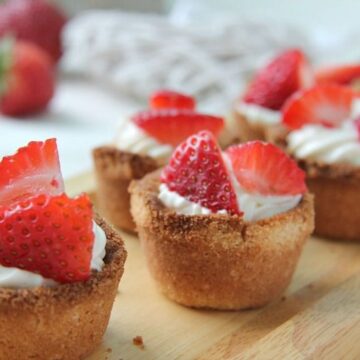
xmin=90 ymin=222 xmax=106 ymax=271
xmin=115 ymin=121 xmax=173 ymax=161
xmin=158 ymin=154 xmax=302 ymax=222
xmin=235 ymin=102 xmax=281 ymax=125
xmin=351 ymin=99 xmax=360 ymax=118
xmin=287 ymin=122 xmax=360 ymax=166
xmin=159 ymin=184 xmax=227 ymax=215
xmin=0 ymin=222 xmax=107 ymax=288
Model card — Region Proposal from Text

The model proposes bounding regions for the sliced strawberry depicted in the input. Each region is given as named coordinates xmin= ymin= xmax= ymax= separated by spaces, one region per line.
xmin=161 ymin=131 xmax=241 ymax=215
xmin=226 ymin=141 xmax=306 ymax=196
xmin=132 ymin=109 xmax=224 ymax=146
xmin=0 ymin=193 xmax=94 ymax=283
xmin=149 ymin=89 xmax=195 ymax=110
xmin=315 ymin=64 xmax=360 ymax=86
xmin=282 ymin=84 xmax=357 ymax=130
xmin=243 ymin=49 xmax=312 ymax=110
xmin=0 ymin=139 xmax=64 ymax=206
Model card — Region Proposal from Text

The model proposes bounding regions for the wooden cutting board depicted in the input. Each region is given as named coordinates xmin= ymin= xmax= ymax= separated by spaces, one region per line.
xmin=66 ymin=172 xmax=360 ymax=360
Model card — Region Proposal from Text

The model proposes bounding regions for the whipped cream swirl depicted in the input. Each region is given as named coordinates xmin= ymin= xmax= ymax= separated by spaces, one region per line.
xmin=0 ymin=222 xmax=107 ymax=288
xmin=158 ymin=154 xmax=302 ymax=221
xmin=235 ymin=102 xmax=281 ymax=125
xmin=115 ymin=121 xmax=173 ymax=161
xmin=287 ymin=122 xmax=360 ymax=166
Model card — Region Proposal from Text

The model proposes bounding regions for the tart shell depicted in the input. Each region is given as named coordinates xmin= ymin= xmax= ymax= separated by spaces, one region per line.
xmin=130 ymin=171 xmax=314 ymax=310
xmin=0 ymin=216 xmax=127 ymax=360
xmin=300 ymin=161 xmax=360 ymax=241
xmin=232 ymin=109 xmax=288 ymax=143
xmin=93 ymin=146 xmax=159 ymax=232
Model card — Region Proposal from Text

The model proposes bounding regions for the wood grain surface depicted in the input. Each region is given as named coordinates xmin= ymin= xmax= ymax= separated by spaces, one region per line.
xmin=66 ymin=172 xmax=360 ymax=360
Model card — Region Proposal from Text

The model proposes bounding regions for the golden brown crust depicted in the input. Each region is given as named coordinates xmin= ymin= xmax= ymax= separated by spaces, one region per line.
xmin=298 ymin=160 xmax=360 ymax=181
xmin=305 ymin=171 xmax=360 ymax=241
xmin=0 ymin=216 xmax=127 ymax=360
xmin=232 ymin=109 xmax=288 ymax=143
xmin=130 ymin=170 xmax=314 ymax=310
xmin=264 ymin=122 xmax=289 ymax=148
xmin=93 ymin=146 xmax=160 ymax=232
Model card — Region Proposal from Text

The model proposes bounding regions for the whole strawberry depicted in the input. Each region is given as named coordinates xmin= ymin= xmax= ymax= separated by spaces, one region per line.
xmin=0 ymin=40 xmax=55 ymax=116
xmin=0 ymin=0 xmax=67 ymax=62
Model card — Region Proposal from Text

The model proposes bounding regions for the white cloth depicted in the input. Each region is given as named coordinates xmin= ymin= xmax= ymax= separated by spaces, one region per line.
xmin=61 ymin=11 xmax=311 ymax=113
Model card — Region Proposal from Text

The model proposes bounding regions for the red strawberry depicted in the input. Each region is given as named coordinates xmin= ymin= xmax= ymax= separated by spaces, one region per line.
xmin=0 ymin=139 xmax=64 ymax=206
xmin=282 ymin=84 xmax=357 ymax=130
xmin=243 ymin=49 xmax=313 ymax=110
xmin=0 ymin=40 xmax=55 ymax=116
xmin=315 ymin=64 xmax=360 ymax=86
xmin=0 ymin=193 xmax=94 ymax=283
xmin=0 ymin=0 xmax=67 ymax=62
xmin=132 ymin=109 xmax=224 ymax=146
xmin=226 ymin=141 xmax=307 ymax=196
xmin=150 ymin=89 xmax=195 ymax=110
xmin=161 ymin=131 xmax=241 ymax=215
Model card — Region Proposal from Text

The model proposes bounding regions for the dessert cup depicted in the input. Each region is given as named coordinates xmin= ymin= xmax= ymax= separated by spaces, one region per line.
xmin=130 ymin=171 xmax=314 ymax=310
xmin=299 ymin=161 xmax=360 ymax=241
xmin=0 ymin=216 xmax=127 ymax=360
xmin=93 ymin=146 xmax=159 ymax=232
xmin=231 ymin=48 xmax=311 ymax=143
xmin=279 ymin=83 xmax=360 ymax=241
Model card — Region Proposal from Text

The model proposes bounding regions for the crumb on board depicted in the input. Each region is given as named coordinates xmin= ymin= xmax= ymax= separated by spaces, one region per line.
xmin=106 ymin=348 xmax=112 ymax=353
xmin=133 ymin=336 xmax=145 ymax=350
xmin=281 ymin=295 xmax=286 ymax=302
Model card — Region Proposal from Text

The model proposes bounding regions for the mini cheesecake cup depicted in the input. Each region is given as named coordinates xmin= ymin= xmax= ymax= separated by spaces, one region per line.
xmin=0 ymin=216 xmax=126 ymax=360
xmin=270 ymin=128 xmax=360 ymax=242
xmin=93 ymin=146 xmax=160 ymax=232
xmin=299 ymin=161 xmax=360 ymax=241
xmin=130 ymin=171 xmax=314 ymax=310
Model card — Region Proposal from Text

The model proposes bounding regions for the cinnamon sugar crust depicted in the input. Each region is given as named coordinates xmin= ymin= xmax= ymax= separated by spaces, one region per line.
xmin=296 ymin=161 xmax=360 ymax=240
xmin=93 ymin=146 xmax=160 ymax=232
xmin=0 ymin=216 xmax=127 ymax=360
xmin=130 ymin=170 xmax=314 ymax=310
xmin=298 ymin=160 xmax=360 ymax=181
xmin=232 ymin=109 xmax=288 ymax=143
